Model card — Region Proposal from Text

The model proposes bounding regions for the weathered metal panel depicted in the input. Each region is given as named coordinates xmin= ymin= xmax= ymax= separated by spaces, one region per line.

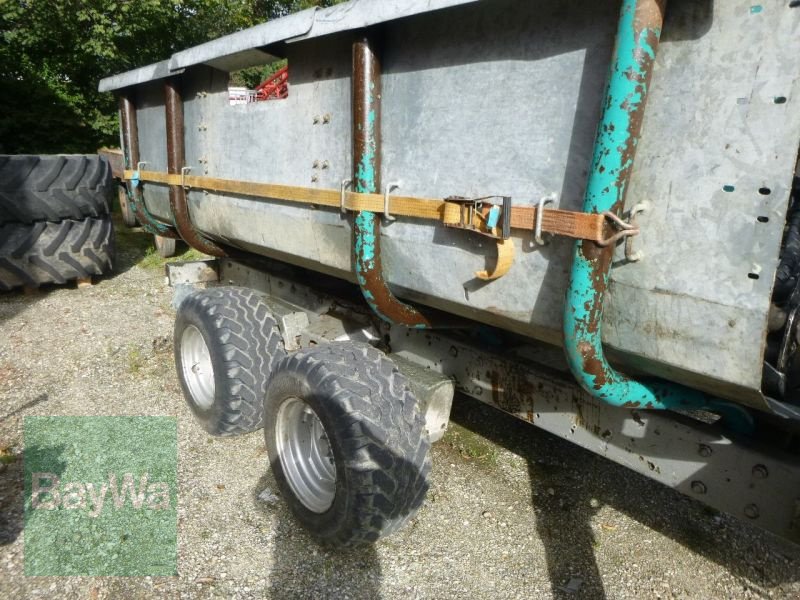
xmin=98 ymin=60 xmax=182 ymax=93
xmin=168 ymin=8 xmax=316 ymax=73
xmin=296 ymin=0 xmax=482 ymax=42
xmin=185 ymin=35 xmax=357 ymax=279
xmin=125 ymin=0 xmax=800 ymax=403
xmin=136 ymin=81 xmax=171 ymax=221
xmin=606 ymin=0 xmax=800 ymax=402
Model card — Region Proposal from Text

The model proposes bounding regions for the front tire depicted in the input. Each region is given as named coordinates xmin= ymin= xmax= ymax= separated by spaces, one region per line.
xmin=174 ymin=287 xmax=286 ymax=435
xmin=264 ymin=343 xmax=431 ymax=546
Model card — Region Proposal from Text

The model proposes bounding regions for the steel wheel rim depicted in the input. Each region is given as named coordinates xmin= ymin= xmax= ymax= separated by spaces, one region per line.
xmin=180 ymin=324 xmax=215 ymax=410
xmin=275 ymin=397 xmax=336 ymax=513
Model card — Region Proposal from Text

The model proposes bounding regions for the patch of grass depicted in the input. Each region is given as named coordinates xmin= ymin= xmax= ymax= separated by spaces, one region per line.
xmin=112 ymin=208 xmax=209 ymax=272
xmin=138 ymin=245 xmax=208 ymax=271
xmin=0 ymin=444 xmax=18 ymax=464
xmin=127 ymin=347 xmax=144 ymax=374
xmin=442 ymin=422 xmax=500 ymax=467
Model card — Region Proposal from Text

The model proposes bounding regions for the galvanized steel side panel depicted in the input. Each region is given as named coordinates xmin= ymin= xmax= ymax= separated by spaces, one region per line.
xmin=186 ymin=34 xmax=357 ymax=279
xmin=606 ymin=0 xmax=800 ymax=402
xmin=136 ymin=81 xmax=171 ymax=221
xmin=132 ymin=0 xmax=800 ymax=403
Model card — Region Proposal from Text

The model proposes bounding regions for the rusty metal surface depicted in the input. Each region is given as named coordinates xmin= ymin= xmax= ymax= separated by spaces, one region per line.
xmin=118 ymin=93 xmax=179 ymax=239
xmin=164 ymin=78 xmax=228 ymax=257
xmin=388 ymin=324 xmax=800 ymax=545
xmin=352 ymin=37 xmax=430 ymax=328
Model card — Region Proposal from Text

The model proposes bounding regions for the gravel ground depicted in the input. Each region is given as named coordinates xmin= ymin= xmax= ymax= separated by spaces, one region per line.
xmin=2 ymin=221 xmax=800 ymax=599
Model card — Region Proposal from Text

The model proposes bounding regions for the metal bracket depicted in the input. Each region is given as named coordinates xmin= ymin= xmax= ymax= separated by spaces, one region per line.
xmin=534 ymin=195 xmax=555 ymax=246
xmin=181 ymin=166 xmax=192 ymax=190
xmin=444 ymin=195 xmax=512 ymax=240
xmin=383 ymin=181 xmax=401 ymax=223
xmin=624 ymin=201 xmax=650 ymax=261
xmin=340 ymin=178 xmax=352 ymax=214
xmin=131 ymin=161 xmax=147 ymax=189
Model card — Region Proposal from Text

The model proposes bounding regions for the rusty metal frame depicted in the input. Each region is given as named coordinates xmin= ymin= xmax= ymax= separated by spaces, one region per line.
xmin=351 ymin=36 xmax=430 ymax=328
xmin=164 ymin=77 xmax=229 ymax=257
xmin=117 ymin=92 xmax=179 ymax=239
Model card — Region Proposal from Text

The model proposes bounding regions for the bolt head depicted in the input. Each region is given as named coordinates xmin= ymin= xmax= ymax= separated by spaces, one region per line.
xmin=690 ymin=481 xmax=707 ymax=495
xmin=698 ymin=444 xmax=713 ymax=458
xmin=752 ymin=464 xmax=768 ymax=479
xmin=744 ymin=504 xmax=759 ymax=519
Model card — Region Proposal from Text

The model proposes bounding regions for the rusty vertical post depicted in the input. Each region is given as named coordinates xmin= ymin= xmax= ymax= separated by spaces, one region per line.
xmin=118 ymin=92 xmax=179 ymax=238
xmin=561 ymin=0 xmax=751 ymax=430
xmin=164 ymin=77 xmax=228 ymax=257
xmin=352 ymin=36 xmax=430 ymax=328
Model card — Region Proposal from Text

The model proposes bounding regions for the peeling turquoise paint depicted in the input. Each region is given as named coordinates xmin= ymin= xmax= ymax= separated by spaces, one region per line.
xmin=354 ymin=212 xmax=376 ymax=264
xmin=562 ymin=0 xmax=752 ymax=432
xmin=750 ymin=5 xmax=763 ymax=14
xmin=126 ymin=177 xmax=171 ymax=236
xmin=351 ymin=41 xmax=429 ymax=328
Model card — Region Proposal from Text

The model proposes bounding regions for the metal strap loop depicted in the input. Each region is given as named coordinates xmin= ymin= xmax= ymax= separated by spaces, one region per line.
xmin=534 ymin=196 xmax=555 ymax=246
xmin=181 ymin=166 xmax=192 ymax=190
xmin=340 ymin=179 xmax=352 ymax=214
xmin=596 ymin=211 xmax=640 ymax=247
xmin=131 ymin=161 xmax=148 ymax=189
xmin=384 ymin=181 xmax=401 ymax=222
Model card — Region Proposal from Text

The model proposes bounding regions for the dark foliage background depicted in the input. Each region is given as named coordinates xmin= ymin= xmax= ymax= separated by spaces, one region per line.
xmin=0 ymin=0 xmax=342 ymax=154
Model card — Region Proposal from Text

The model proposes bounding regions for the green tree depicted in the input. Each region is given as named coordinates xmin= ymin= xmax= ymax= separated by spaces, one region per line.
xmin=0 ymin=0 xmax=342 ymax=154
xmin=0 ymin=0 xmax=345 ymax=154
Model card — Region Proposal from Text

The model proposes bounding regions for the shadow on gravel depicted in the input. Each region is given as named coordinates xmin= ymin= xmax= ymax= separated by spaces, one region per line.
xmin=0 ymin=393 xmax=50 ymax=422
xmin=111 ymin=205 xmax=162 ymax=276
xmin=0 ymin=287 xmax=52 ymax=326
xmin=448 ymin=395 xmax=800 ymax=600
xmin=253 ymin=471 xmax=383 ymax=599
xmin=0 ymin=440 xmax=66 ymax=547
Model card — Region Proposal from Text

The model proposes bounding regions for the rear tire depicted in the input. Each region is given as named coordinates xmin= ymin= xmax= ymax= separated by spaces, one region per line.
xmin=174 ymin=287 xmax=286 ymax=436
xmin=0 ymin=154 xmax=112 ymax=224
xmin=264 ymin=343 xmax=431 ymax=546
xmin=0 ymin=217 xmax=115 ymax=291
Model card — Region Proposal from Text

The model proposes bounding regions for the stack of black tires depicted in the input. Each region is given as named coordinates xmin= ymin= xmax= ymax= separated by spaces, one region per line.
xmin=0 ymin=155 xmax=116 ymax=291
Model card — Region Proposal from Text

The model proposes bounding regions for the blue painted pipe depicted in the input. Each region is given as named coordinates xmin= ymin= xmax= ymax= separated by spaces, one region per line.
xmin=562 ymin=0 xmax=752 ymax=430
